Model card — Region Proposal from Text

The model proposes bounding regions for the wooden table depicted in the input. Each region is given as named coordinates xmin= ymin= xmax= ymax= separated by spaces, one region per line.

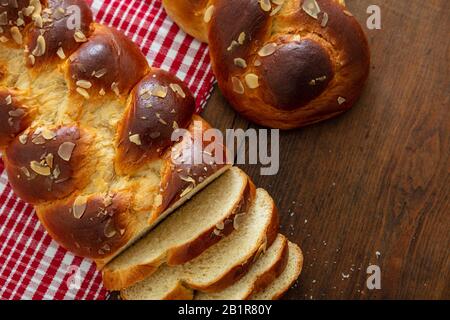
xmin=201 ymin=0 xmax=449 ymax=300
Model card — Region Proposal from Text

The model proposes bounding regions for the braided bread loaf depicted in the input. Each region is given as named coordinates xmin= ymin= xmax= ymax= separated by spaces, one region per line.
xmin=0 ymin=0 xmax=230 ymax=267
xmin=163 ymin=0 xmax=370 ymax=129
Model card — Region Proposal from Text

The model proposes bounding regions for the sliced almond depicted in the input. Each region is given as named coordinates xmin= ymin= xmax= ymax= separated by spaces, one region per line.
xmin=152 ymin=85 xmax=168 ymax=98
xmin=76 ymin=79 xmax=92 ymax=89
xmin=28 ymin=54 xmax=36 ymax=66
xmin=321 ymin=12 xmax=329 ymax=27
xmin=18 ymin=132 xmax=28 ymax=144
xmin=9 ymin=108 xmax=25 ymax=117
xmin=245 ymin=73 xmax=260 ymax=89
xmin=111 ymin=82 xmax=120 ymax=96
xmin=56 ymin=47 xmax=66 ymax=59
xmin=58 ymin=141 xmax=76 ymax=161
xmin=231 ymin=77 xmax=245 ymax=94
xmin=32 ymin=35 xmax=46 ymax=57
xmin=76 ymin=87 xmax=90 ymax=99
xmin=74 ymin=29 xmax=87 ymax=42
xmin=238 ymin=32 xmax=246 ymax=45
xmin=259 ymin=0 xmax=272 ymax=12
xmin=93 ymin=68 xmax=107 ymax=78
xmin=41 ymin=127 xmax=56 ymax=140
xmin=203 ymin=5 xmax=214 ymax=23
xmin=30 ymin=160 xmax=51 ymax=176
xmin=338 ymin=96 xmax=346 ymax=105
xmin=104 ymin=219 xmax=117 ymax=238
xmin=169 ymin=83 xmax=186 ymax=98
xmin=44 ymin=153 xmax=54 ymax=168
xmin=10 ymin=26 xmax=22 ymax=45
xmin=73 ymin=195 xmax=88 ymax=219
xmin=302 ymin=0 xmax=321 ymax=19
xmin=258 ymin=43 xmax=277 ymax=57
xmin=129 ymin=134 xmax=142 ymax=146
xmin=5 ymin=94 xmax=12 ymax=105
xmin=234 ymin=58 xmax=247 ymax=68
xmin=227 ymin=40 xmax=239 ymax=52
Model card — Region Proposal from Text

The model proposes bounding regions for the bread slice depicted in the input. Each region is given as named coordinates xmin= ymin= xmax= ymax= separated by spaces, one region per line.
xmin=103 ymin=167 xmax=255 ymax=290
xmin=195 ymin=233 xmax=289 ymax=300
xmin=250 ymin=241 xmax=303 ymax=300
xmin=121 ymin=188 xmax=279 ymax=300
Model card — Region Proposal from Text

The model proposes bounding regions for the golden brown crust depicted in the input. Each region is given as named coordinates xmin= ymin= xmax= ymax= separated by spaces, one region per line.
xmin=166 ymin=179 xmax=256 ymax=266
xmin=164 ymin=0 xmax=370 ymax=129
xmin=0 ymin=89 xmax=34 ymax=148
xmin=102 ymin=170 xmax=254 ymax=291
xmin=36 ymin=192 xmax=133 ymax=259
xmin=162 ymin=0 xmax=210 ymax=43
xmin=247 ymin=235 xmax=289 ymax=298
xmin=187 ymin=200 xmax=279 ymax=293
xmin=0 ymin=1 xmax=230 ymax=264
xmin=4 ymin=125 xmax=95 ymax=204
xmin=66 ymin=23 xmax=150 ymax=98
xmin=115 ymin=69 xmax=195 ymax=174
xmin=156 ymin=115 xmax=231 ymax=219
xmin=25 ymin=0 xmax=94 ymax=68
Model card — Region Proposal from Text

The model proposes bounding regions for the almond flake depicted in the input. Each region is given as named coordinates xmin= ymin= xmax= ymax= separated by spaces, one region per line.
xmin=73 ymin=196 xmax=88 ymax=219
xmin=259 ymin=0 xmax=272 ymax=12
xmin=32 ymin=35 xmax=46 ymax=57
xmin=129 ymin=134 xmax=142 ymax=146
xmin=302 ymin=0 xmax=321 ymax=19
xmin=231 ymin=77 xmax=245 ymax=94
xmin=227 ymin=40 xmax=239 ymax=52
xmin=56 ymin=47 xmax=66 ymax=59
xmin=204 ymin=5 xmax=214 ymax=23
xmin=74 ymin=29 xmax=87 ymax=42
xmin=76 ymin=79 xmax=92 ymax=89
xmin=169 ymin=83 xmax=186 ymax=98
xmin=234 ymin=58 xmax=247 ymax=68
xmin=10 ymin=26 xmax=22 ymax=44
xmin=30 ymin=160 xmax=51 ymax=176
xmin=104 ymin=219 xmax=117 ymax=238
xmin=152 ymin=85 xmax=168 ymax=98
xmin=321 ymin=12 xmax=329 ymax=27
xmin=5 ymin=94 xmax=12 ymax=104
xmin=41 ymin=127 xmax=56 ymax=140
xmin=245 ymin=73 xmax=260 ymax=89
xmin=93 ymin=68 xmax=107 ymax=78
xmin=258 ymin=43 xmax=277 ymax=57
xmin=19 ymin=133 xmax=28 ymax=144
xmin=238 ymin=32 xmax=246 ymax=45
xmin=76 ymin=87 xmax=90 ymax=99
xmin=44 ymin=153 xmax=54 ymax=168
xmin=338 ymin=96 xmax=346 ymax=105
xmin=58 ymin=141 xmax=76 ymax=161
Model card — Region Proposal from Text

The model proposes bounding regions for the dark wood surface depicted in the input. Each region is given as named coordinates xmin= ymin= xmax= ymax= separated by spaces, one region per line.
xmin=201 ymin=0 xmax=449 ymax=300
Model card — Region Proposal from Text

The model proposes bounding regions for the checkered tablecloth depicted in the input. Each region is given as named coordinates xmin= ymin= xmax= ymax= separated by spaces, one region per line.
xmin=0 ymin=0 xmax=215 ymax=300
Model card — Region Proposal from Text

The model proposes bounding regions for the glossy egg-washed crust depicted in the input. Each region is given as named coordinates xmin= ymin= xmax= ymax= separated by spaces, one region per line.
xmin=163 ymin=0 xmax=370 ymax=129
xmin=0 ymin=1 xmax=229 ymax=262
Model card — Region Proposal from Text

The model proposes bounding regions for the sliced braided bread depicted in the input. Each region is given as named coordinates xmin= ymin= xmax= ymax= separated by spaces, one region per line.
xmin=163 ymin=0 xmax=370 ymax=129
xmin=250 ymin=241 xmax=304 ymax=300
xmin=0 ymin=0 xmax=230 ymax=267
xmin=103 ymin=167 xmax=255 ymax=290
xmin=121 ymin=188 xmax=279 ymax=300
xmin=195 ymin=233 xmax=289 ymax=300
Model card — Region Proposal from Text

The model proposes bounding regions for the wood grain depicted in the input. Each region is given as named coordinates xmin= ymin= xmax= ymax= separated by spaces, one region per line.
xmin=201 ymin=0 xmax=450 ymax=300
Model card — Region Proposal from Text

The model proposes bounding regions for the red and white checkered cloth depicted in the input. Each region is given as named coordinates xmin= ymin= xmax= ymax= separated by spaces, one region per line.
xmin=0 ymin=0 xmax=215 ymax=300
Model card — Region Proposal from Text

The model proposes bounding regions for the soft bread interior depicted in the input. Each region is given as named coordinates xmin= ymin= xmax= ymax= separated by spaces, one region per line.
xmin=250 ymin=241 xmax=303 ymax=300
xmin=121 ymin=188 xmax=277 ymax=300
xmin=103 ymin=167 xmax=251 ymax=289
xmin=195 ymin=233 xmax=288 ymax=300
